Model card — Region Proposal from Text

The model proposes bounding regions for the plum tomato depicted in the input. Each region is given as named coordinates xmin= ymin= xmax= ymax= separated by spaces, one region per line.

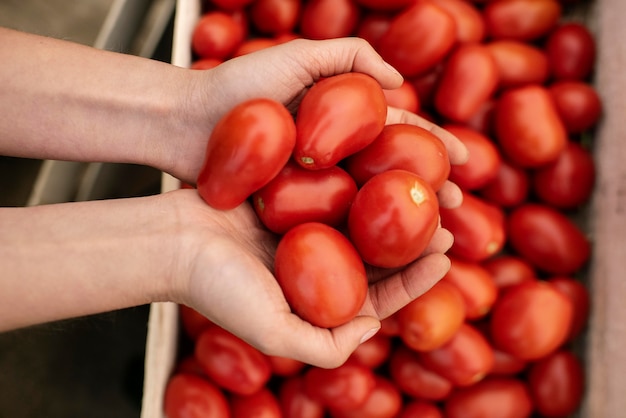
xmin=545 ymin=21 xmax=596 ymax=81
xmin=230 ymin=387 xmax=282 ymax=418
xmin=343 ymin=123 xmax=450 ymax=191
xmin=548 ymin=80 xmax=603 ymax=134
xmin=478 ymin=159 xmax=530 ymax=208
xmin=397 ymin=280 xmax=466 ymax=352
xmin=329 ymin=375 xmax=403 ymax=418
xmin=249 ymin=0 xmax=301 ymax=35
xmin=299 ymin=0 xmax=360 ymax=40
xmin=430 ymin=0 xmax=486 ymax=43
xmin=279 ymin=376 xmax=326 ymax=418
xmin=494 ymin=84 xmax=567 ymax=168
xmin=481 ymin=255 xmax=537 ymax=291
xmin=398 ymin=401 xmax=444 ymax=418
xmin=507 ymin=203 xmax=591 ymax=274
xmin=383 ymin=80 xmax=421 ymax=114
xmin=191 ymin=11 xmax=245 ymax=60
xmin=490 ymin=348 xmax=528 ymax=376
xmin=355 ymin=12 xmax=393 ymax=50
xmin=294 ymin=72 xmax=387 ymax=170
xmin=194 ymin=326 xmax=272 ymax=395
xmin=348 ymin=333 xmax=392 ymax=369
xmin=548 ymin=276 xmax=591 ymax=340
xmin=490 ymin=281 xmax=573 ymax=361
xmin=179 ymin=305 xmax=213 ymax=341
xmin=252 ymin=160 xmax=358 ymax=234
xmin=267 ymin=355 xmax=306 ymax=377
xmin=163 ymin=373 xmax=230 ymax=418
xmin=347 ymin=169 xmax=439 ymax=268
xmin=377 ymin=1 xmax=456 ymax=77
xmin=483 ymin=0 xmax=562 ymax=42
xmin=274 ymin=222 xmax=368 ymax=328
xmin=442 ymin=257 xmax=498 ymax=320
xmin=196 ymin=98 xmax=296 ymax=210
xmin=486 ymin=40 xmax=549 ymax=88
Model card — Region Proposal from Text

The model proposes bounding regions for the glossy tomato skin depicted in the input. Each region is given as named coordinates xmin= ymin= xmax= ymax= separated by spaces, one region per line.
xmin=230 ymin=387 xmax=282 ymax=418
xmin=528 ymin=350 xmax=585 ymax=417
xmin=194 ymin=326 xmax=272 ymax=395
xmin=478 ymin=159 xmax=530 ymax=208
xmin=444 ymin=377 xmax=533 ymax=418
xmin=163 ymin=373 xmax=230 ymax=418
xmin=294 ymin=73 xmax=387 ymax=170
xmin=252 ymin=161 xmax=358 ymax=234
xmin=299 ymin=0 xmax=360 ymax=40
xmin=507 ymin=203 xmax=591 ymax=274
xmin=274 ymin=222 xmax=368 ymax=328
xmin=329 ymin=375 xmax=403 ymax=418
xmin=430 ymin=0 xmax=486 ymax=43
xmin=548 ymin=276 xmax=590 ymax=340
xmin=483 ymin=0 xmax=562 ymax=41
xmin=267 ymin=355 xmax=306 ymax=377
xmin=348 ymin=169 xmax=439 ymax=268
xmin=191 ymin=11 xmax=245 ymax=59
xmin=197 ymin=98 xmax=296 ymax=210
xmin=482 ymin=255 xmax=536 ymax=291
xmin=443 ymin=257 xmax=498 ymax=320
xmin=343 ymin=124 xmax=450 ymax=191
xmin=546 ymin=21 xmax=596 ymax=81
xmin=397 ymin=280 xmax=466 ymax=352
xmin=486 ymin=40 xmax=549 ymax=88
xmin=383 ymin=80 xmax=421 ymax=114
xmin=435 ymin=43 xmax=499 ymax=124
xmin=549 ymin=80 xmax=602 ymax=134
xmin=490 ymin=281 xmax=573 ymax=361
xmin=249 ymin=0 xmax=301 ymax=35
xmin=494 ymin=85 xmax=567 ymax=168
xmin=378 ymin=1 xmax=457 ymax=77
xmin=279 ymin=376 xmax=326 ymax=418
xmin=440 ymin=191 xmax=506 ymax=262
xmin=532 ymin=140 xmax=596 ymax=209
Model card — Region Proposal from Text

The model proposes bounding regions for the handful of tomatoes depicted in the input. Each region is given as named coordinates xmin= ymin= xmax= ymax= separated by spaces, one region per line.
xmin=166 ymin=0 xmax=598 ymax=417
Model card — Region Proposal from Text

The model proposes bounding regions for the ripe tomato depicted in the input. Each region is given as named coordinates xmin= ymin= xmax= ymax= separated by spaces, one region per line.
xmin=490 ymin=348 xmax=528 ymax=376
xmin=274 ymin=222 xmax=368 ymax=328
xmin=397 ymin=280 xmax=465 ymax=352
xmin=267 ymin=355 xmax=306 ymax=377
xmin=303 ymin=361 xmax=376 ymax=411
xmin=399 ymin=401 xmax=443 ymax=418
xmin=279 ymin=376 xmax=325 ymax=418
xmin=197 ymin=98 xmax=296 ymax=210
xmin=443 ymin=257 xmax=498 ymax=320
xmin=252 ymin=161 xmax=357 ymax=234
xmin=483 ymin=0 xmax=562 ymax=41
xmin=349 ymin=333 xmax=392 ymax=369
xmin=179 ymin=305 xmax=213 ymax=341
xmin=494 ymin=85 xmax=567 ymax=167
xmin=549 ymin=80 xmax=603 ymax=134
xmin=163 ymin=373 xmax=230 ymax=418
xmin=232 ymin=37 xmax=278 ymax=57
xmin=343 ymin=123 xmax=450 ymax=191
xmin=353 ymin=0 xmax=415 ymax=11
xmin=486 ymin=40 xmax=549 ymax=88
xmin=249 ymin=0 xmax=301 ymax=35
xmin=191 ymin=11 xmax=245 ymax=59
xmin=330 ymin=375 xmax=403 ymax=418
xmin=481 ymin=255 xmax=536 ymax=291
xmin=478 ymin=159 xmax=529 ymax=208
xmin=348 ymin=169 xmax=440 ymax=268
xmin=507 ymin=203 xmax=591 ymax=274
xmin=430 ymin=0 xmax=486 ymax=43
xmin=231 ymin=388 xmax=282 ymax=418
xmin=532 ymin=140 xmax=596 ymax=209
xmin=435 ymin=43 xmax=499 ymax=124
xmin=299 ymin=0 xmax=360 ymax=40
xmin=528 ymin=350 xmax=585 ymax=417
xmin=444 ymin=125 xmax=501 ymax=190
xmin=355 ymin=12 xmax=392 ymax=50
xmin=444 ymin=378 xmax=533 ymax=418
xmin=190 ymin=58 xmax=223 ymax=70
xmin=294 ymin=72 xmax=387 ymax=170
xmin=548 ymin=276 xmax=590 ymax=340
xmin=410 ymin=64 xmax=445 ymax=110
xmin=440 ymin=191 xmax=506 ymax=262
xmin=378 ymin=1 xmax=456 ymax=77
xmin=389 ymin=345 xmax=454 ymax=401
xmin=383 ymin=80 xmax=421 ymax=114
xmin=490 ymin=281 xmax=573 ymax=360
xmin=545 ymin=21 xmax=596 ymax=81
xmin=419 ymin=323 xmax=495 ymax=387
xmin=194 ymin=326 xmax=272 ymax=395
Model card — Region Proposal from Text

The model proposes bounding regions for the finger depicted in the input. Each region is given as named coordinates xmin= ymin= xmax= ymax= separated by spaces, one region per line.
xmin=421 ymin=227 xmax=454 ymax=256
xmin=438 ymin=180 xmax=464 ymax=209
xmin=386 ymin=107 xmax=469 ymax=166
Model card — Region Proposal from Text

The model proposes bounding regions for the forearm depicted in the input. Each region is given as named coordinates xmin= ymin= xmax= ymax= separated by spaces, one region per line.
xmin=0 ymin=193 xmax=182 ymax=331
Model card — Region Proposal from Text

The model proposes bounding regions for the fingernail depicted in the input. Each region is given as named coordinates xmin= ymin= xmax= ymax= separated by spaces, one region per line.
xmin=360 ymin=327 xmax=380 ymax=344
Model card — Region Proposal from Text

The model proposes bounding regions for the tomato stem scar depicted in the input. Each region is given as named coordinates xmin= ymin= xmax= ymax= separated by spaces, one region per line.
xmin=410 ymin=182 xmax=427 ymax=205
xmin=300 ymin=156 xmax=315 ymax=165
xmin=256 ymin=197 xmax=265 ymax=212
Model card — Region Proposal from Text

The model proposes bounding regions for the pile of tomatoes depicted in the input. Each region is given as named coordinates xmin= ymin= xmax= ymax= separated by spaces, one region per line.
xmin=165 ymin=0 xmax=599 ymax=417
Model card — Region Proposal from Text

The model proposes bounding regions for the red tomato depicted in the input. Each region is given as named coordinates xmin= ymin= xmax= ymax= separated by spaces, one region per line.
xmin=440 ymin=191 xmax=506 ymax=262
xmin=548 ymin=276 xmax=590 ymax=340
xmin=465 ymin=99 xmax=496 ymax=136
xmin=383 ymin=80 xmax=421 ymax=114
xmin=303 ymin=362 xmax=376 ymax=411
xmin=343 ymin=123 xmax=450 ymax=191
xmin=389 ymin=345 xmax=454 ymax=401
xmin=486 ymin=40 xmax=549 ymax=88
xmin=478 ymin=159 xmax=530 ymax=208
xmin=494 ymin=85 xmax=567 ymax=167
xmin=444 ymin=378 xmax=533 ymax=418
xmin=190 ymin=58 xmax=223 ymax=70
xmin=349 ymin=333 xmax=392 ymax=369
xmin=483 ymin=0 xmax=562 ymax=41
xmin=410 ymin=64 xmax=445 ymax=110
xmin=299 ymin=0 xmax=360 ymax=40
xmin=163 ymin=373 xmax=230 ymax=418
xmin=434 ymin=43 xmax=499 ymax=123
xmin=179 ymin=305 xmax=213 ymax=341
xmin=532 ymin=140 xmax=596 ymax=209
xmin=231 ymin=388 xmax=282 ymax=418
xmin=379 ymin=313 xmax=401 ymax=337
xmin=330 ymin=375 xmax=403 ymax=418
xmin=419 ymin=323 xmax=495 ymax=387
xmin=430 ymin=0 xmax=486 ymax=43
xmin=294 ymin=72 xmax=387 ymax=170
xmin=545 ymin=21 xmax=596 ymax=81
xmin=252 ymin=161 xmax=358 ymax=234
xmin=549 ymin=80 xmax=602 ymax=134
xmin=528 ymin=350 xmax=585 ymax=417
xmin=197 ymin=98 xmax=296 ymax=210
xmin=267 ymin=355 xmax=306 ymax=377
xmin=249 ymin=0 xmax=301 ymax=35
xmin=353 ymin=0 xmax=415 ymax=11
xmin=274 ymin=222 xmax=368 ymax=328
xmin=232 ymin=37 xmax=278 ymax=56
xmin=397 ymin=280 xmax=466 ymax=352
xmin=355 ymin=12 xmax=392 ymax=50
xmin=398 ymin=401 xmax=443 ymax=418
xmin=444 ymin=125 xmax=501 ymax=190
xmin=378 ymin=1 xmax=457 ymax=77
xmin=490 ymin=281 xmax=573 ymax=360
xmin=348 ymin=169 xmax=439 ymax=268
xmin=191 ymin=11 xmax=245 ymax=59
xmin=195 ymin=326 xmax=272 ymax=395
xmin=481 ymin=255 xmax=537 ymax=291
xmin=490 ymin=348 xmax=528 ymax=376
xmin=279 ymin=376 xmax=325 ymax=418
xmin=443 ymin=257 xmax=498 ymax=320
xmin=175 ymin=355 xmax=208 ymax=377
xmin=507 ymin=203 xmax=591 ymax=274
